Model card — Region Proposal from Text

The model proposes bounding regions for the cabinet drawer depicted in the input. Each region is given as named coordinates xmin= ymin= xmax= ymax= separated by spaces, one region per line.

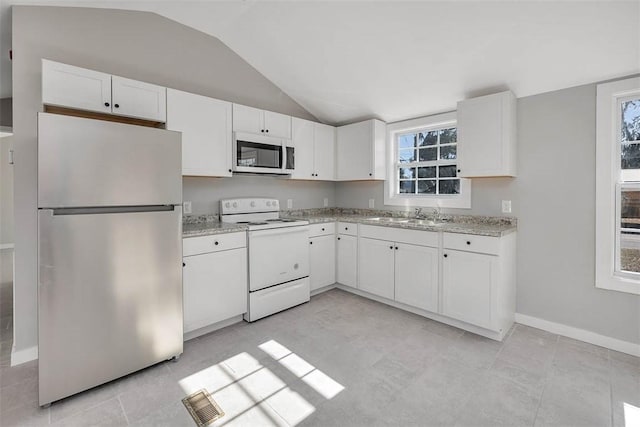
xmin=337 ymin=222 xmax=357 ymax=236
xmin=309 ymin=222 xmax=335 ymax=237
xmin=359 ymin=224 xmax=438 ymax=247
xmin=183 ymin=232 xmax=246 ymax=256
xmin=443 ymin=232 xmax=500 ymax=255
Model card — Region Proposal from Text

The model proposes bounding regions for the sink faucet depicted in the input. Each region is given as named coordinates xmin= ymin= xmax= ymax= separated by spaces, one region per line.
xmin=430 ymin=206 xmax=441 ymax=221
xmin=414 ymin=207 xmax=426 ymax=219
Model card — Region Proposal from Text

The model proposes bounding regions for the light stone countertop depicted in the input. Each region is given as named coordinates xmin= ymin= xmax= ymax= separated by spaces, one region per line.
xmin=183 ymin=209 xmax=517 ymax=238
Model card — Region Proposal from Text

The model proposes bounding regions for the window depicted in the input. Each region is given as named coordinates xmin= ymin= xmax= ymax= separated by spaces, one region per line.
xmin=596 ymin=77 xmax=640 ymax=295
xmin=384 ymin=112 xmax=471 ymax=208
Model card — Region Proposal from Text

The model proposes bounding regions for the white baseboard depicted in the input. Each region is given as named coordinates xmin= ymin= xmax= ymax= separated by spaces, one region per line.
xmin=183 ymin=315 xmax=243 ymax=341
xmin=0 ymin=243 xmax=14 ymax=251
xmin=11 ymin=344 xmax=38 ymax=366
xmin=310 ymin=284 xmax=337 ymax=297
xmin=515 ymin=313 xmax=640 ymax=357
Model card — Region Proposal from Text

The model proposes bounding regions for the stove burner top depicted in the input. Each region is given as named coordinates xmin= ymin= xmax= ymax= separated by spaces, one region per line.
xmin=237 ymin=221 xmax=268 ymax=225
xmin=265 ymin=218 xmax=298 ymax=223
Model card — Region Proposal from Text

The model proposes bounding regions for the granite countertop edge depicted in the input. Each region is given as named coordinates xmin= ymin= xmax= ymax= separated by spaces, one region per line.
xmin=183 ymin=213 xmax=517 ymax=238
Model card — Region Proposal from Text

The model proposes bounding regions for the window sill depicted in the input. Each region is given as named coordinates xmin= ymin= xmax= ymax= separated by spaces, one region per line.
xmin=596 ymin=274 xmax=640 ymax=296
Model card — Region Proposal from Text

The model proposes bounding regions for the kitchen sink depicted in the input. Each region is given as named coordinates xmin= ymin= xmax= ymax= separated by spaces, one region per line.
xmin=406 ymin=219 xmax=446 ymax=226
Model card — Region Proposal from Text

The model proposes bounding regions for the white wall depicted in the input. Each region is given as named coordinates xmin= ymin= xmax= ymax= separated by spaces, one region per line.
xmin=184 ymin=176 xmax=335 ymax=215
xmin=11 ymin=5 xmax=318 ymax=357
xmin=337 ymin=83 xmax=640 ymax=345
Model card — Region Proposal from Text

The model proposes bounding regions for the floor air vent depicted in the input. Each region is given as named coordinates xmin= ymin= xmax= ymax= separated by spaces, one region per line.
xmin=182 ymin=389 xmax=225 ymax=426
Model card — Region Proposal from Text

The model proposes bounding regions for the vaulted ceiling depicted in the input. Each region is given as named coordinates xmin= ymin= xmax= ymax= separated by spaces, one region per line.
xmin=1 ymin=1 xmax=639 ymax=125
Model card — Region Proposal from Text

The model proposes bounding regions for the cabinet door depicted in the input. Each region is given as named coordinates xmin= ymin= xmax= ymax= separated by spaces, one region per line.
xmin=111 ymin=76 xmax=167 ymax=122
xmin=336 ymin=121 xmax=372 ymax=180
xmin=395 ymin=243 xmax=438 ymax=313
xmin=314 ymin=123 xmax=335 ymax=180
xmin=264 ymin=111 xmax=292 ymax=139
xmin=232 ymin=104 xmax=264 ymax=134
xmin=442 ymin=249 xmax=497 ymax=330
xmin=291 ymin=118 xmax=315 ymax=179
xmin=457 ymin=91 xmax=516 ymax=177
xmin=183 ymin=248 xmax=248 ymax=333
xmin=336 ymin=234 xmax=357 ymax=288
xmin=310 ymin=234 xmax=336 ymax=291
xmin=42 ymin=60 xmax=111 ymax=114
xmin=167 ymin=89 xmax=232 ymax=177
xmin=358 ymin=237 xmax=395 ymax=299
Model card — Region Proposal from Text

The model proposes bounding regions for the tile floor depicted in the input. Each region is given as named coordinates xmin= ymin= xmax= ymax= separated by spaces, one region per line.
xmin=0 ymin=288 xmax=638 ymax=427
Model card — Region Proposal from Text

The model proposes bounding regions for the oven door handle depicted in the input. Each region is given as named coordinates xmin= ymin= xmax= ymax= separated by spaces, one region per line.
xmin=249 ymin=226 xmax=309 ymax=238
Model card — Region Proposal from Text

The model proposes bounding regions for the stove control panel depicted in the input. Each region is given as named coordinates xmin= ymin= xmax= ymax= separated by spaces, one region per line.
xmin=220 ymin=198 xmax=280 ymax=215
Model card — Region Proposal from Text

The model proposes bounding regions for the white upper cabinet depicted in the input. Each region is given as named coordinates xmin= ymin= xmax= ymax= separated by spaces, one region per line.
xmin=291 ymin=118 xmax=336 ymax=181
xmin=233 ymin=104 xmax=292 ymax=139
xmin=42 ymin=59 xmax=112 ymax=114
xmin=42 ymin=59 xmax=167 ymax=122
xmin=314 ymin=123 xmax=336 ymax=180
xmin=111 ymin=76 xmax=166 ymax=122
xmin=336 ymin=119 xmax=386 ymax=181
xmin=457 ymin=90 xmax=517 ymax=177
xmin=166 ymin=89 xmax=232 ymax=177
xmin=291 ymin=118 xmax=315 ymax=179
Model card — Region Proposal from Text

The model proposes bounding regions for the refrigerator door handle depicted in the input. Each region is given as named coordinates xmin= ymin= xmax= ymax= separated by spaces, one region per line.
xmin=51 ymin=205 xmax=179 ymax=216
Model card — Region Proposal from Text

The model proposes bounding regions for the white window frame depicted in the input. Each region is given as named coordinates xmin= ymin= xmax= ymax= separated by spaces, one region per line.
xmin=596 ymin=77 xmax=640 ymax=295
xmin=384 ymin=112 xmax=471 ymax=208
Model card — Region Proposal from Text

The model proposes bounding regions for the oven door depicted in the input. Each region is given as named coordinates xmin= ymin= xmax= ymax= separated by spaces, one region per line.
xmin=248 ymin=226 xmax=310 ymax=292
xmin=233 ymin=132 xmax=288 ymax=174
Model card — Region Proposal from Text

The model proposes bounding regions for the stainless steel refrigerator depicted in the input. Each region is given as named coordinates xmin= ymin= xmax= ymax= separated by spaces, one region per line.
xmin=37 ymin=113 xmax=183 ymax=406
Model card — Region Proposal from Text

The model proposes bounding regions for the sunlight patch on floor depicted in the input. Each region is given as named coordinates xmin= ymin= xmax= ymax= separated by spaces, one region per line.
xmin=624 ymin=402 xmax=640 ymax=427
xmin=177 ymin=340 xmax=346 ymax=426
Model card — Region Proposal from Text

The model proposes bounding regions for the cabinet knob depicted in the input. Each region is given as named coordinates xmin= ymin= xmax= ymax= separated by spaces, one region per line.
xmin=321 ymin=228 xmax=325 ymax=231
xmin=389 ymin=245 xmax=393 ymax=249
xmin=261 ymin=129 xmax=265 ymax=133
xmin=265 ymin=129 xmax=269 ymax=133
xmin=395 ymin=246 xmax=398 ymax=250
xmin=457 ymin=169 xmax=461 ymax=173
xmin=444 ymin=254 xmax=448 ymax=258
xmin=228 ymin=169 xmax=232 ymax=173
xmin=114 ymin=104 xmax=120 ymax=108
xmin=310 ymin=241 xmax=313 ymax=245
xmin=466 ymin=241 xmax=471 ymax=245
xmin=214 ymin=241 xmax=219 ymax=246
xmin=104 ymin=102 xmax=110 ymax=107
xmin=369 ymin=173 xmax=372 ymax=176
xmin=337 ymin=237 xmax=341 ymax=240
xmin=182 ymin=262 xmax=186 ymax=267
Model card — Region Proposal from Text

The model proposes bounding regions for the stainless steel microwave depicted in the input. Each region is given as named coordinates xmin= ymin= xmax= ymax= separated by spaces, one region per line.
xmin=233 ymin=132 xmax=294 ymax=175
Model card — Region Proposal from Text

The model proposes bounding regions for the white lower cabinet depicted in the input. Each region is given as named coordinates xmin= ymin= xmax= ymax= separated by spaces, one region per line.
xmin=442 ymin=249 xmax=496 ymax=330
xmin=336 ymin=234 xmax=357 ymax=288
xmin=358 ymin=237 xmax=395 ymax=299
xmin=395 ymin=243 xmax=439 ymax=313
xmin=310 ymin=234 xmax=336 ymax=291
xmin=182 ymin=233 xmax=247 ymax=334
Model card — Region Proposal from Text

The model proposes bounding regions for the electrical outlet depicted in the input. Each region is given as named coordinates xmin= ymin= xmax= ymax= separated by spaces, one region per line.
xmin=502 ymin=200 xmax=512 ymax=214
xmin=368 ymin=199 xmax=375 ymax=209
xmin=287 ymin=199 xmax=293 ymax=209
xmin=183 ymin=201 xmax=192 ymax=214
xmin=323 ymin=198 xmax=329 ymax=207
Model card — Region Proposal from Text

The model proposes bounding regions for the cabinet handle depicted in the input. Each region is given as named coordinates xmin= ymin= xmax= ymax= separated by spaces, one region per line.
xmin=114 ymin=104 xmax=120 ymax=108
xmin=182 ymin=262 xmax=186 ymax=267
xmin=104 ymin=102 xmax=110 ymax=107
xmin=443 ymin=254 xmax=448 ymax=258
xmin=214 ymin=241 xmax=219 ymax=246
xmin=466 ymin=241 xmax=471 ymax=245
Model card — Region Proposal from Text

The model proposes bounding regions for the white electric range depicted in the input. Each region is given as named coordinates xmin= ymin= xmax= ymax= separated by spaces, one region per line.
xmin=220 ymin=198 xmax=310 ymax=321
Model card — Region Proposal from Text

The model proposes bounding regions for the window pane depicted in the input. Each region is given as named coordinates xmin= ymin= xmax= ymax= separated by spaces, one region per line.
xmin=620 ymin=188 xmax=640 ymax=273
xmin=439 ymin=165 xmax=457 ymax=177
xmin=440 ymin=145 xmax=457 ymax=160
xmin=418 ymin=180 xmax=436 ymax=194
xmin=439 ymin=179 xmax=460 ymax=194
xmin=622 ymin=100 xmax=640 ymax=142
xmin=621 ymin=144 xmax=640 ymax=169
xmin=398 ymin=134 xmax=417 ymax=149
xmin=399 ymin=149 xmax=416 ymax=163
xmin=399 ymin=167 xmax=416 ymax=179
xmin=399 ymin=180 xmax=416 ymax=194
xmin=419 ymin=147 xmax=437 ymax=161
xmin=418 ymin=131 xmax=438 ymax=147
xmin=418 ymin=166 xmax=436 ymax=178
xmin=439 ymin=128 xmax=457 ymax=144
